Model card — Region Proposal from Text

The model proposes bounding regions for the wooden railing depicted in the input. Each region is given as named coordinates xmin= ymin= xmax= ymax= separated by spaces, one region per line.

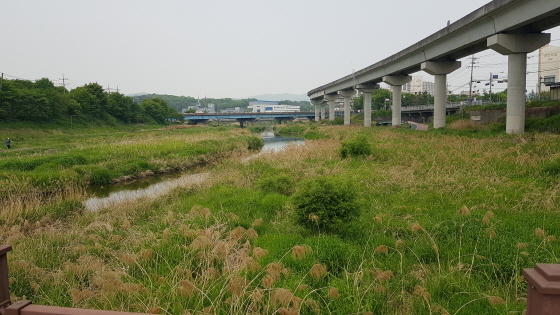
xmin=0 ymin=245 xmax=149 ymax=315
xmin=1 ymin=244 xmax=558 ymax=315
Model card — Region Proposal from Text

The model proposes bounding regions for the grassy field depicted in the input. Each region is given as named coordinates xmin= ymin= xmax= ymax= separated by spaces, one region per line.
xmin=2 ymin=124 xmax=560 ymax=314
xmin=0 ymin=124 xmax=263 ymax=225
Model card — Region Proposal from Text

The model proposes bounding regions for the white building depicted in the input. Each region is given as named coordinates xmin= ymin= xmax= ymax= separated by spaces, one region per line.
xmin=537 ymin=44 xmax=560 ymax=97
xmin=220 ymin=107 xmax=242 ymax=113
xmin=422 ymin=81 xmax=435 ymax=96
xmin=403 ymin=75 xmax=435 ymax=96
xmin=248 ymin=100 xmax=300 ymax=112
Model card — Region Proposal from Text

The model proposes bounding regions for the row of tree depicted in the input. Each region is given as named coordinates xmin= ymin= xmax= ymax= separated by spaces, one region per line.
xmin=0 ymin=78 xmax=182 ymax=124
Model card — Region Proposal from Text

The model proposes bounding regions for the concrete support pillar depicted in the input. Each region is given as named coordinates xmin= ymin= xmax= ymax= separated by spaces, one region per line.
xmin=507 ymin=53 xmax=528 ymax=133
xmin=320 ymin=105 xmax=326 ymax=120
xmin=324 ymin=94 xmax=339 ymax=121
xmin=356 ymin=83 xmax=380 ymax=127
xmin=487 ymin=33 xmax=550 ymax=134
xmin=421 ymin=61 xmax=461 ymax=129
xmin=310 ymin=99 xmax=323 ymax=122
xmin=382 ymin=75 xmax=412 ymax=127
xmin=338 ymin=89 xmax=356 ymax=125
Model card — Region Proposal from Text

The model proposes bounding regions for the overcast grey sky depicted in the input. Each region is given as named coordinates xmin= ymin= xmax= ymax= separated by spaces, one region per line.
xmin=2 ymin=1 xmax=559 ymax=99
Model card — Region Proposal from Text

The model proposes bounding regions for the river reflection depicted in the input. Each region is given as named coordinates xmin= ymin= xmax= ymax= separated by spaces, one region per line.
xmin=84 ymin=173 xmax=209 ymax=211
xmin=260 ymin=130 xmax=305 ymax=152
xmin=83 ymin=132 xmax=304 ymax=211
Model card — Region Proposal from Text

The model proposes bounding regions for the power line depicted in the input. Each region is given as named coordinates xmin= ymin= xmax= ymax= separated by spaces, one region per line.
xmin=57 ymin=74 xmax=68 ymax=92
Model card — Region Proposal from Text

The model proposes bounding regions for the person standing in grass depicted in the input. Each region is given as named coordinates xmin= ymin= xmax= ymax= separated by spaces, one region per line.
xmin=5 ymin=138 xmax=11 ymax=149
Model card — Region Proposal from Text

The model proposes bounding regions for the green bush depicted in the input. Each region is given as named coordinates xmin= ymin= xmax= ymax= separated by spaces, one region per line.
xmin=276 ymin=124 xmax=307 ymax=135
xmin=246 ymin=136 xmax=264 ymax=151
xmin=526 ymin=114 xmax=560 ymax=134
xmin=339 ymin=134 xmax=372 ymax=158
xmin=248 ymin=126 xmax=266 ymax=133
xmin=332 ymin=117 xmax=344 ymax=125
xmin=89 ymin=167 xmax=112 ymax=185
xmin=257 ymin=174 xmax=295 ymax=195
xmin=291 ymin=176 xmax=360 ymax=233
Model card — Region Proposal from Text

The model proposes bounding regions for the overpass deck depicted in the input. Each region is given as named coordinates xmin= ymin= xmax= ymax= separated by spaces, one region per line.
xmin=308 ymin=0 xmax=560 ymax=98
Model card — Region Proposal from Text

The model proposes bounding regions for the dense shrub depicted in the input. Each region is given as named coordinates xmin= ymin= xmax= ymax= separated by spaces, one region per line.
xmin=339 ymin=134 xmax=372 ymax=158
xmin=526 ymin=114 xmax=560 ymax=134
xmin=248 ymin=126 xmax=266 ymax=133
xmin=525 ymin=100 xmax=560 ymax=108
xmin=89 ymin=167 xmax=112 ymax=185
xmin=257 ymin=174 xmax=295 ymax=195
xmin=246 ymin=136 xmax=264 ymax=151
xmin=291 ymin=176 xmax=360 ymax=233
xmin=276 ymin=124 xmax=307 ymax=135
xmin=332 ymin=117 xmax=344 ymax=125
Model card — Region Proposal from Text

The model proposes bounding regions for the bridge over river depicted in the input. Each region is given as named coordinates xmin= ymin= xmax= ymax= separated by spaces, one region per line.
xmin=183 ymin=112 xmax=344 ymax=127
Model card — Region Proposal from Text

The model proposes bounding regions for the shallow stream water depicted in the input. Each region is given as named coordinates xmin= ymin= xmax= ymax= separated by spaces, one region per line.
xmin=83 ymin=132 xmax=304 ymax=211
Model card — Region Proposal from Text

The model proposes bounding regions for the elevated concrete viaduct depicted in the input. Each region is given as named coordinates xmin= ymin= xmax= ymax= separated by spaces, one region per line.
xmin=308 ymin=0 xmax=560 ymax=133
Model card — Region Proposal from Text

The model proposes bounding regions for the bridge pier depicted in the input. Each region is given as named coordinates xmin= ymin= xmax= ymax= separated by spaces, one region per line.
xmin=488 ymin=33 xmax=550 ymax=134
xmin=356 ymin=83 xmax=380 ymax=127
xmin=324 ymin=94 xmax=338 ymax=121
xmin=311 ymin=99 xmax=323 ymax=122
xmin=421 ymin=61 xmax=461 ymax=129
xmin=186 ymin=119 xmax=209 ymax=125
xmin=237 ymin=118 xmax=256 ymax=128
xmin=276 ymin=117 xmax=294 ymax=125
xmin=382 ymin=75 xmax=412 ymax=127
xmin=320 ymin=104 xmax=326 ymax=120
xmin=338 ymin=89 xmax=356 ymax=125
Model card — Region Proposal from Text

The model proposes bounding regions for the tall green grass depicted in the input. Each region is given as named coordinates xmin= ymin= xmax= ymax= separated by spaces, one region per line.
xmin=3 ymin=125 xmax=560 ymax=314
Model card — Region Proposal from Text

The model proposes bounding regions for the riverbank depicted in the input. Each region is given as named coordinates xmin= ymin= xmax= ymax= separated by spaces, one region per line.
xmin=2 ymin=125 xmax=560 ymax=314
xmin=0 ymin=125 xmax=263 ymax=224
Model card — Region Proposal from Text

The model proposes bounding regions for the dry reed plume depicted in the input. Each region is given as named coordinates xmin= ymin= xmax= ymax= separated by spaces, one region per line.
xmin=4 ymin=125 xmax=560 ymax=314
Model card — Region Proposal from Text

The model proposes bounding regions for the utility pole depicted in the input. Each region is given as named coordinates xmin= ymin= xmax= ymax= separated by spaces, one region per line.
xmin=467 ymin=54 xmax=478 ymax=105
xmin=58 ymin=74 xmax=68 ymax=92
xmin=489 ymin=72 xmax=493 ymax=103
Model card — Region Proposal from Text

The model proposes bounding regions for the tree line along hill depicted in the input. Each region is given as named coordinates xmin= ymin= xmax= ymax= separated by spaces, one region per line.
xmin=0 ymin=78 xmax=312 ymax=126
xmin=0 ymin=78 xmax=181 ymax=125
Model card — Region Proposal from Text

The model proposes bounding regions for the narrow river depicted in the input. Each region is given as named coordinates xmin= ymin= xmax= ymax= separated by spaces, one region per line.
xmin=83 ymin=132 xmax=304 ymax=211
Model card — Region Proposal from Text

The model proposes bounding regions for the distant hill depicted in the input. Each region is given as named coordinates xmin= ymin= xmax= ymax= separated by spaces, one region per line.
xmin=249 ymin=93 xmax=309 ymax=102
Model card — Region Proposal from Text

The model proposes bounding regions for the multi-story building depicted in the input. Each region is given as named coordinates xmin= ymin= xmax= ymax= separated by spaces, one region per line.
xmin=403 ymin=75 xmax=435 ymax=96
xmin=248 ymin=101 xmax=300 ymax=112
xmin=403 ymin=75 xmax=423 ymax=94
xmin=537 ymin=44 xmax=560 ymax=99
xmin=422 ymin=81 xmax=435 ymax=96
